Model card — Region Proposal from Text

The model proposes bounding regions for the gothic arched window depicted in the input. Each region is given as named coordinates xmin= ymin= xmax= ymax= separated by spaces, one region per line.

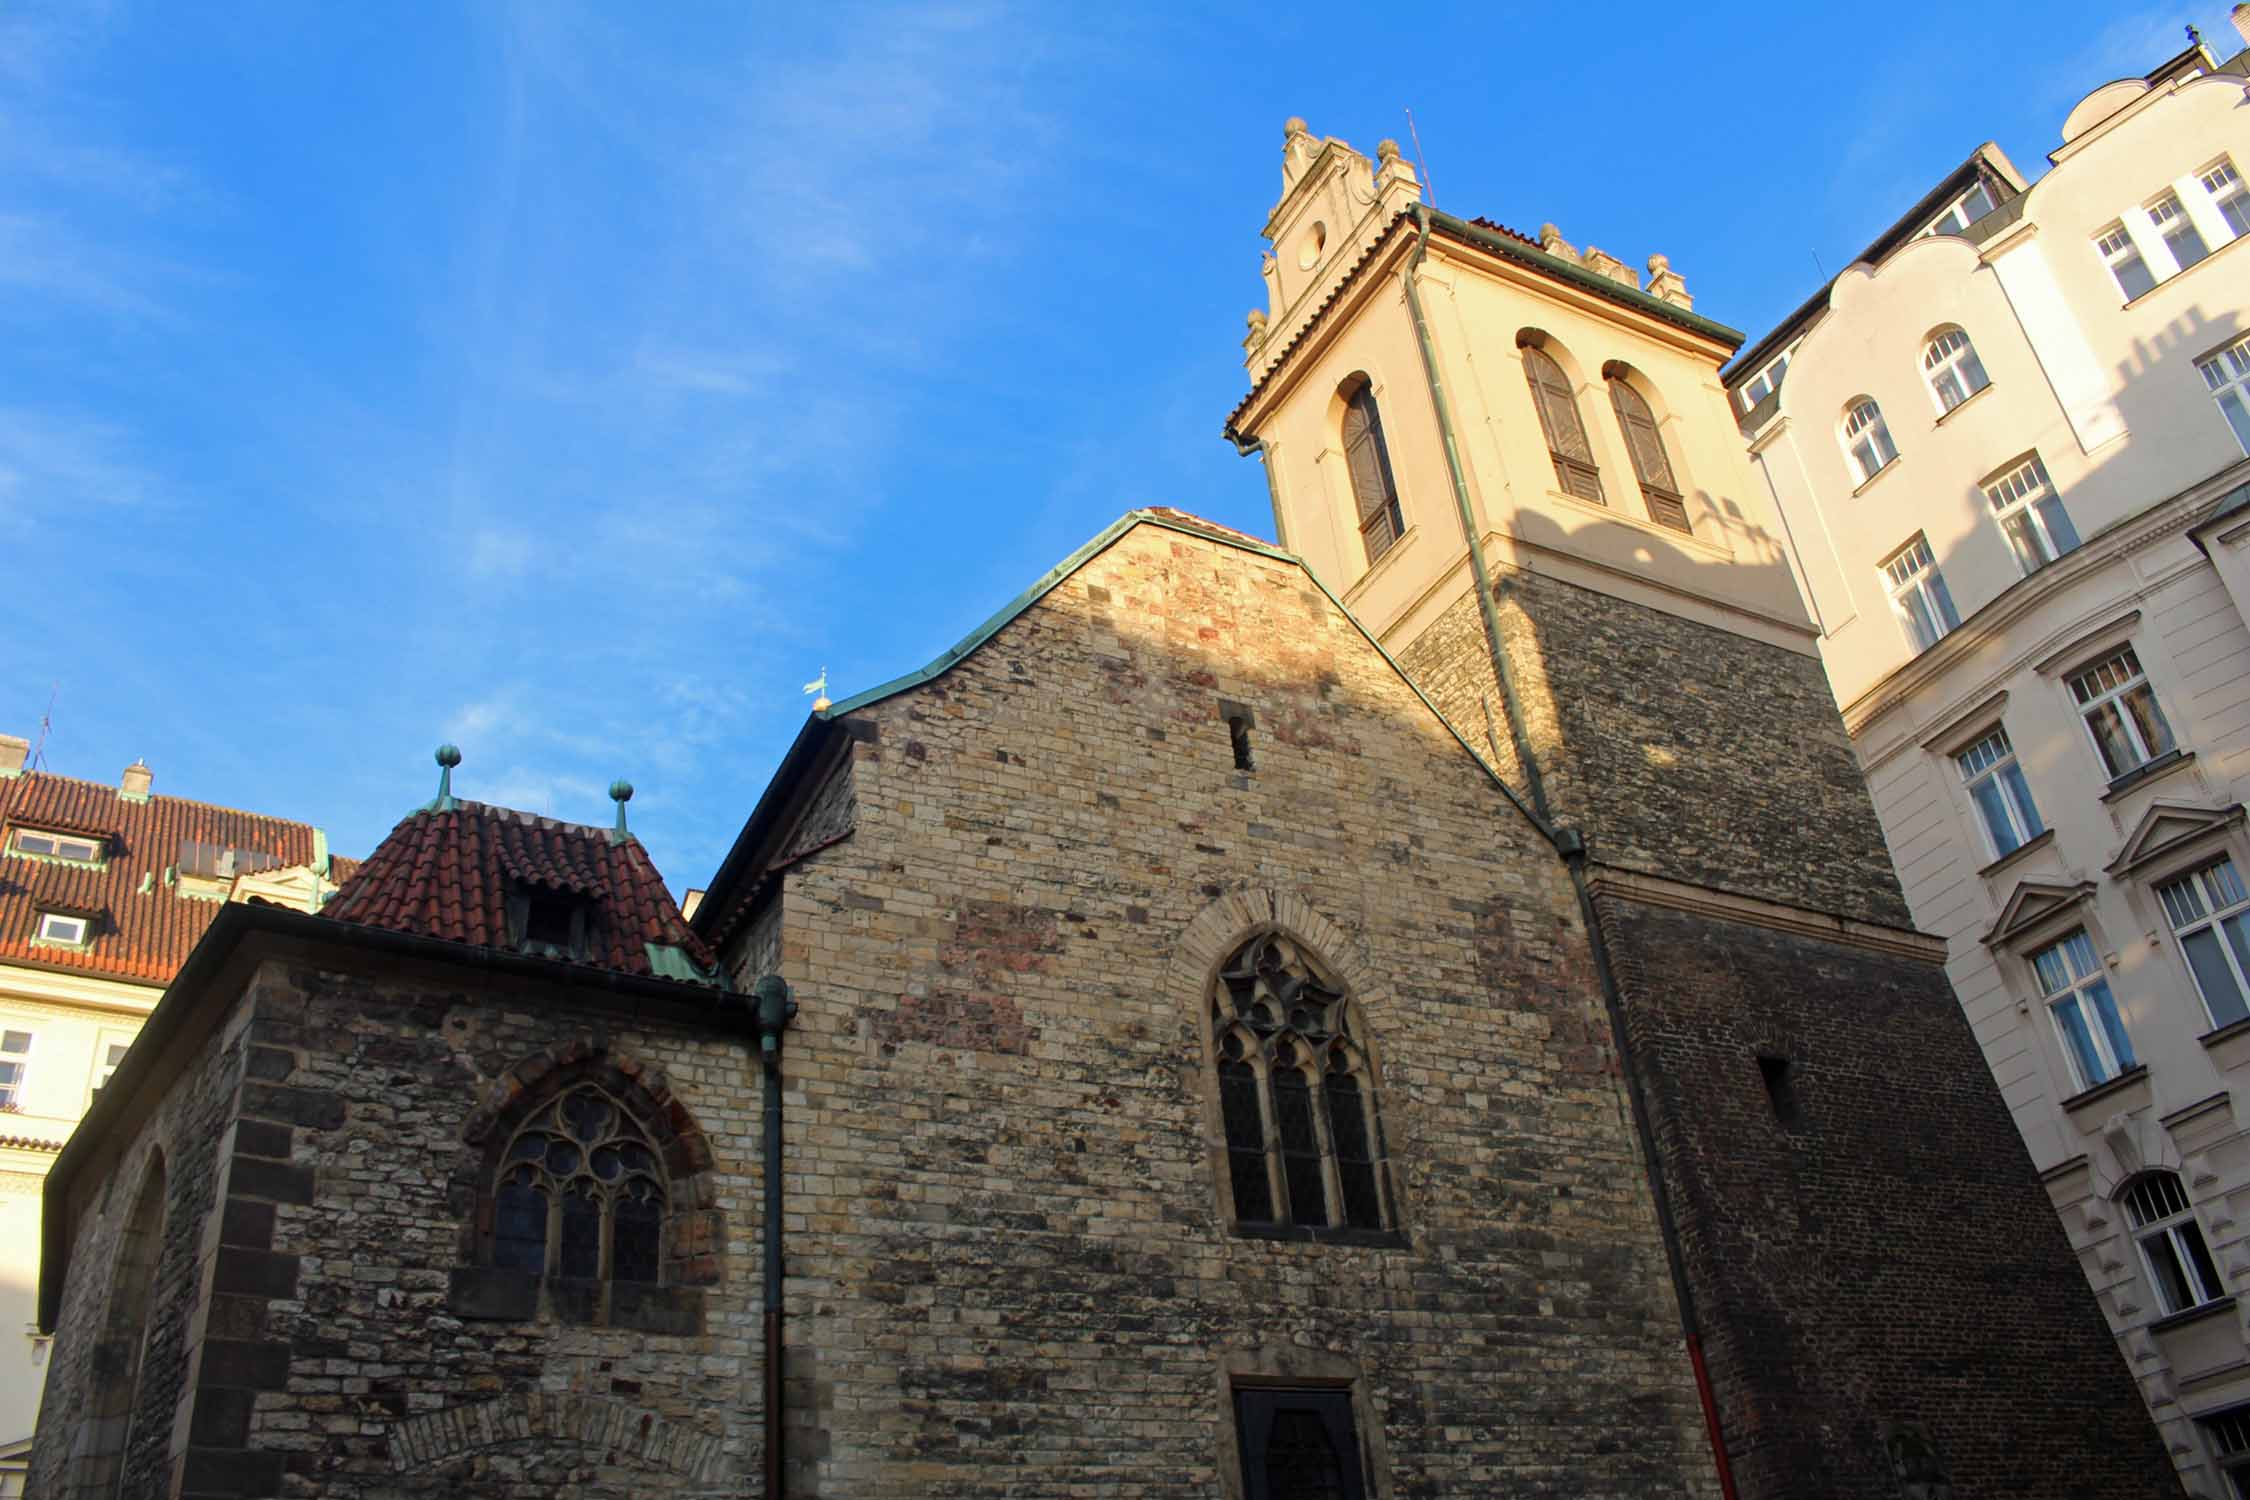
xmin=1522 ymin=344 xmax=1604 ymax=504
xmin=1211 ymin=932 xmax=1391 ymax=1234
xmin=1340 ymin=379 xmax=1406 ymax=568
xmin=491 ymin=1085 xmax=668 ymax=1284
xmin=1606 ymin=374 xmax=1691 ymax=533
xmin=68 ymin=1153 xmax=165 ymax=1498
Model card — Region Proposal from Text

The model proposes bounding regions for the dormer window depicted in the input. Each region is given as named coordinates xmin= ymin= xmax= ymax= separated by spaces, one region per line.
xmin=36 ymin=912 xmax=90 ymax=947
xmin=509 ymin=884 xmax=590 ymax=961
xmin=12 ymin=828 xmax=102 ymax=863
xmin=1923 ymin=179 xmax=1997 ymax=236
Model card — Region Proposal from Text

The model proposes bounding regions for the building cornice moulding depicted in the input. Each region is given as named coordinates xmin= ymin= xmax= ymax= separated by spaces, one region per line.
xmin=1582 ymin=864 xmax=1947 ymax=962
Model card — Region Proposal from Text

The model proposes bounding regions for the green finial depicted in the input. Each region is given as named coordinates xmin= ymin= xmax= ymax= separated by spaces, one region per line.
xmin=429 ymin=744 xmax=462 ymax=813
xmin=609 ymin=779 xmax=634 ymax=844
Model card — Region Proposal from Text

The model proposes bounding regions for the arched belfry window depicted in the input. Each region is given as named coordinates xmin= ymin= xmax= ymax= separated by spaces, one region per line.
xmin=1605 ymin=372 xmax=1691 ymax=533
xmin=491 ymin=1085 xmax=668 ymax=1284
xmin=1340 ymin=379 xmax=1405 ymax=567
xmin=1521 ymin=341 xmax=1605 ymax=503
xmin=1211 ymin=932 xmax=1391 ymax=1234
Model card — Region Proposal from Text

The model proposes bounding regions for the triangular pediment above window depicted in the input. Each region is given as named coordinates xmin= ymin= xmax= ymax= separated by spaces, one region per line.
xmin=2105 ymin=801 xmax=2246 ymax=878
xmin=1984 ymin=879 xmax=2098 ymax=950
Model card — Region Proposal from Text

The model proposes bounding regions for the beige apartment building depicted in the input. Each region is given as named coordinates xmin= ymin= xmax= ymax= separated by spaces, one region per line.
xmin=0 ymin=734 xmax=348 ymax=1492
xmin=1728 ymin=16 xmax=2250 ymax=1490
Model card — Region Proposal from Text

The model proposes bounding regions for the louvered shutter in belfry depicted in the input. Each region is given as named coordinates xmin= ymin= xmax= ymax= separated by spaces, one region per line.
xmin=1342 ymin=386 xmax=1402 ymax=560
xmin=1610 ymin=380 xmax=1673 ymax=490
xmin=1525 ymin=349 xmax=1588 ymax=461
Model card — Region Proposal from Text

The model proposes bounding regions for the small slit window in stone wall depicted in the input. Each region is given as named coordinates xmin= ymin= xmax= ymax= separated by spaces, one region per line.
xmin=1221 ymin=700 xmax=1256 ymax=774
xmin=1212 ymin=932 xmax=1392 ymax=1235
xmin=491 ymin=1086 xmax=668 ymax=1285
xmin=1757 ymin=1054 xmax=1799 ymax=1127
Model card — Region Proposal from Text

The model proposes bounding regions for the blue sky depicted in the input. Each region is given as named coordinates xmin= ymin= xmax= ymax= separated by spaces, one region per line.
xmin=0 ymin=0 xmax=2222 ymax=892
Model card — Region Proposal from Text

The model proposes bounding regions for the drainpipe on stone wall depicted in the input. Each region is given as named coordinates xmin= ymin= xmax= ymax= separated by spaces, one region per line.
xmin=750 ymin=975 xmax=798 ymax=1498
xmin=1227 ymin=431 xmax=1293 ymax=554
xmin=1400 ymin=203 xmax=1740 ymax=1500
xmin=1399 ymin=203 xmax=1551 ymax=823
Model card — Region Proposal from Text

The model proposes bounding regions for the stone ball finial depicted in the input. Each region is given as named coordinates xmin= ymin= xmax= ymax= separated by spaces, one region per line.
xmin=436 ymin=744 xmax=462 ymax=769
xmin=1284 ymin=116 xmax=1310 ymax=138
xmin=1376 ymin=138 xmax=1402 ymax=164
xmin=1648 ymin=252 xmax=1671 ymax=273
xmin=1246 ymin=308 xmax=1269 ymax=330
xmin=1540 ymin=222 xmax=1561 ymax=240
xmin=609 ymin=779 xmax=634 ymax=804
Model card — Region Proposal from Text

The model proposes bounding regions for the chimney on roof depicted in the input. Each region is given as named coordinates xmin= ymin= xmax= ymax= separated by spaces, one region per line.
xmin=2233 ymin=4 xmax=2250 ymax=48
xmin=0 ymin=735 xmax=26 ymax=778
xmin=120 ymin=759 xmax=152 ymax=802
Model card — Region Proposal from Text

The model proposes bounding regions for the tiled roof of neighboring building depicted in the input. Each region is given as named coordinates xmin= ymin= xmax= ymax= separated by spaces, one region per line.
xmin=0 ymin=768 xmax=344 ymax=986
xmin=323 ymin=799 xmax=719 ymax=984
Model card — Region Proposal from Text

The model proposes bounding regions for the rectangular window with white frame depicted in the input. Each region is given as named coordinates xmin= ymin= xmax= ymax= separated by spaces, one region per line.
xmin=2068 ymin=647 xmax=2177 ymax=781
xmin=0 ymin=1030 xmax=29 ymax=1111
xmin=1956 ymin=727 xmax=2044 ymax=860
xmin=2199 ymin=335 xmax=2250 ymax=457
xmin=2032 ymin=928 xmax=2134 ymax=1091
xmin=10 ymin=828 xmax=102 ymax=863
xmin=2096 ymin=222 xmax=2158 ymax=299
xmin=1882 ymin=536 xmax=1960 ymax=653
xmin=2150 ymin=191 xmax=2212 ymax=272
xmin=1982 ymin=454 xmax=2079 ymax=575
xmin=35 ymin=911 xmax=88 ymax=946
xmin=2202 ymin=158 xmax=2250 ymax=240
xmin=90 ymin=1033 xmax=133 ymax=1097
xmin=2158 ymin=859 xmax=2250 ymax=1031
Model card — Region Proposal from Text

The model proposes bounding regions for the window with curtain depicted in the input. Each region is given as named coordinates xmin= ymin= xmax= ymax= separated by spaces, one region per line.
xmin=1956 ymin=727 xmax=2043 ymax=859
xmin=2068 ymin=647 xmax=2176 ymax=781
xmin=2031 ymin=927 xmax=2134 ymax=1092
xmin=1522 ymin=346 xmax=1604 ymax=503
xmin=1981 ymin=454 xmax=2079 ymax=575
xmin=1339 ymin=381 xmax=1405 ymax=568
xmin=1606 ymin=376 xmax=1691 ymax=532
xmin=1211 ymin=931 xmax=1390 ymax=1235
xmin=2157 ymin=860 xmax=2250 ymax=1031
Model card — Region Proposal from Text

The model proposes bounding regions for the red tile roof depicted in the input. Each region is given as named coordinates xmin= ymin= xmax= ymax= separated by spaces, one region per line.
xmin=323 ymin=801 xmax=717 ymax=983
xmin=0 ymin=769 xmax=343 ymax=986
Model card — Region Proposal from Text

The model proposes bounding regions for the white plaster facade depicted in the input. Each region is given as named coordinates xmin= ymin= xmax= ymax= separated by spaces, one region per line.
xmin=1731 ymin=20 xmax=2250 ymax=1491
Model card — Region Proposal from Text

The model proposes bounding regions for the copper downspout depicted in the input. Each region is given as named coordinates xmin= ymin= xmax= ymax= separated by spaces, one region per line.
xmin=750 ymin=975 xmax=797 ymax=1497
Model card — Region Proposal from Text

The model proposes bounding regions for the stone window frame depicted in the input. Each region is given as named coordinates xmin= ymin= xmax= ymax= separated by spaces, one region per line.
xmin=1173 ymin=889 xmax=1408 ymax=1248
xmin=2120 ymin=1168 xmax=2229 ymax=1319
xmin=1985 ymin=884 xmax=2138 ymax=1105
xmin=2107 ymin=805 xmax=2250 ymax=1039
xmin=1213 ymin=1345 xmax=1392 ymax=1500
xmin=448 ymin=1037 xmax=723 ymax=1333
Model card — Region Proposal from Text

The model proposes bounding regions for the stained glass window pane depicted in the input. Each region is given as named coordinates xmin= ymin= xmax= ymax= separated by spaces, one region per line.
xmin=560 ymin=1188 xmax=602 ymax=1279
xmin=494 ymin=1179 xmax=547 ymax=1273
xmin=1273 ymin=1070 xmax=1328 ymax=1228
xmin=1325 ymin=1072 xmax=1382 ymax=1230
xmin=614 ymin=1192 xmax=663 ymax=1284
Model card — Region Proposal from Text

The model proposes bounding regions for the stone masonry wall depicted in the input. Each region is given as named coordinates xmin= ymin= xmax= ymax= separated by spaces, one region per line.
xmin=31 ymin=988 xmax=248 ymax=1500
xmin=749 ymin=521 xmax=1723 ymax=1496
xmin=1396 ymin=566 xmax=1910 ymax=926
xmin=188 ymin=956 xmax=763 ymax=1497
xmin=1595 ymin=897 xmax=2176 ymax=1499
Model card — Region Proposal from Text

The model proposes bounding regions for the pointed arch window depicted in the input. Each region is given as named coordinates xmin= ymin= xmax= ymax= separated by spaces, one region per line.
xmin=490 ymin=1085 xmax=668 ymax=1285
xmin=1606 ymin=374 xmax=1691 ymax=532
xmin=1211 ymin=932 xmax=1392 ymax=1235
xmin=1340 ymin=380 xmax=1405 ymax=567
xmin=1522 ymin=344 xmax=1604 ymax=503
xmin=66 ymin=1153 xmax=165 ymax=1498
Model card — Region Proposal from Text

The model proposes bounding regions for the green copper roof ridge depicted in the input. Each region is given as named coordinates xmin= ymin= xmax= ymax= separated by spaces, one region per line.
xmin=1424 ymin=208 xmax=1745 ymax=349
xmin=815 ymin=509 xmax=1543 ymax=830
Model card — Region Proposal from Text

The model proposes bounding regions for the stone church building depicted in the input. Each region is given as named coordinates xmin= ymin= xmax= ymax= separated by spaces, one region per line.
xmin=26 ymin=124 xmax=2180 ymax=1497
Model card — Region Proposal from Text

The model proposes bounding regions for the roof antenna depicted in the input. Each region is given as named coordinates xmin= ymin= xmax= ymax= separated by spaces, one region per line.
xmin=28 ymin=682 xmax=56 ymax=772
xmin=803 ymin=666 xmax=831 ymax=714
xmin=1404 ymin=108 xmax=1434 ymax=208
xmin=1810 ymin=247 xmax=1827 ymax=280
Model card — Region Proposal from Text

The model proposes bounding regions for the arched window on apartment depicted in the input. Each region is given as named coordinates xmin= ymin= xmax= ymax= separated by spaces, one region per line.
xmin=1842 ymin=398 xmax=1899 ymax=484
xmin=1922 ymin=327 xmax=1991 ymax=414
xmin=1604 ymin=371 xmax=1691 ymax=533
xmin=2121 ymin=1170 xmax=2226 ymax=1316
xmin=1211 ymin=931 xmax=1391 ymax=1234
xmin=1521 ymin=342 xmax=1605 ymax=504
xmin=1339 ymin=377 xmax=1406 ymax=567
xmin=491 ymin=1084 xmax=668 ymax=1285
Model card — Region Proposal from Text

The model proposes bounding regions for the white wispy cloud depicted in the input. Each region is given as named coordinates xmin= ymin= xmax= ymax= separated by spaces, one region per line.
xmin=0 ymin=405 xmax=162 ymax=530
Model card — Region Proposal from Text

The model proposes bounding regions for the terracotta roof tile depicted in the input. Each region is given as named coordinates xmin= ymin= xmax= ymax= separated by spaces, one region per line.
xmin=0 ymin=769 xmax=342 ymax=987
xmin=323 ymin=801 xmax=717 ymax=984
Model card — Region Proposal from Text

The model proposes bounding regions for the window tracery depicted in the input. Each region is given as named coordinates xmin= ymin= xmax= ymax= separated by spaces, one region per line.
xmin=1211 ymin=932 xmax=1391 ymax=1233
xmin=491 ymin=1085 xmax=667 ymax=1283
